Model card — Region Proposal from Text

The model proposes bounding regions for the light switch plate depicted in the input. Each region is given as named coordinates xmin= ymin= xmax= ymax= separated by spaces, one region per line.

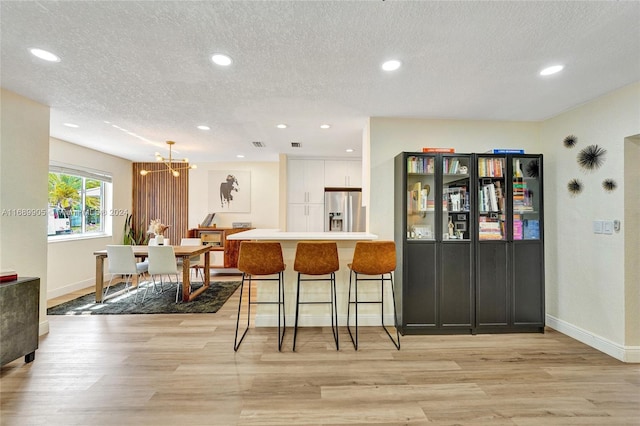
xmin=603 ymin=221 xmax=614 ymax=234
xmin=593 ymin=220 xmax=603 ymax=234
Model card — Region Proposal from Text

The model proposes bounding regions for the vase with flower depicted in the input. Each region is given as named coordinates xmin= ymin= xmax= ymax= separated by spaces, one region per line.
xmin=148 ymin=219 xmax=169 ymax=245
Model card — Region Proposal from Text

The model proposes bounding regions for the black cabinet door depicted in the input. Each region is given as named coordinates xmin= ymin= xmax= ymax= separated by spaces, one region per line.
xmin=440 ymin=242 xmax=473 ymax=327
xmin=513 ymin=242 xmax=544 ymax=325
xmin=476 ymin=242 xmax=509 ymax=327
xmin=404 ymin=243 xmax=437 ymax=327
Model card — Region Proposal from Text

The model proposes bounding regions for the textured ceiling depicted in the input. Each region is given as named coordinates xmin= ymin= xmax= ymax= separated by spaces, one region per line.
xmin=1 ymin=1 xmax=639 ymax=163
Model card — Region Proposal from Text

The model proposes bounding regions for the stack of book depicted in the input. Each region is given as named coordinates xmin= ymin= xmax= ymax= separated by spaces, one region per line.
xmin=1 ymin=269 xmax=18 ymax=283
xmin=478 ymin=219 xmax=503 ymax=240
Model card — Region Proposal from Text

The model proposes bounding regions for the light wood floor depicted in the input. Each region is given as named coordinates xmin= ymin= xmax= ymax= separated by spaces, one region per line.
xmin=2 ymin=280 xmax=639 ymax=425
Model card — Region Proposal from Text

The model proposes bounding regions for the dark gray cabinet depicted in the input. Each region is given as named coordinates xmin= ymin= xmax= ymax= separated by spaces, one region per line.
xmin=1 ymin=277 xmax=40 ymax=366
xmin=395 ymin=152 xmax=544 ymax=335
xmin=394 ymin=152 xmax=474 ymax=334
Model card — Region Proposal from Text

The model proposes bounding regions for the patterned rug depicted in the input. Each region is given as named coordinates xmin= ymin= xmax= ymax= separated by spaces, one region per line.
xmin=47 ymin=280 xmax=241 ymax=315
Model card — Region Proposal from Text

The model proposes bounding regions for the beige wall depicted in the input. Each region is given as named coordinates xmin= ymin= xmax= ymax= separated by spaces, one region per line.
xmin=540 ymin=82 xmax=640 ymax=361
xmin=0 ymin=89 xmax=50 ymax=334
xmin=47 ymin=137 xmax=132 ymax=298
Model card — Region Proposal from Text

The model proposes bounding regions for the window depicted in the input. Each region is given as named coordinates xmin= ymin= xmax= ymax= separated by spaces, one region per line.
xmin=48 ymin=164 xmax=113 ymax=238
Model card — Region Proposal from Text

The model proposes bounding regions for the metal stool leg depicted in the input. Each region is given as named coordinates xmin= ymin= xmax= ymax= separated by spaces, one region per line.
xmin=233 ymin=274 xmax=251 ymax=351
xmin=381 ymin=272 xmax=400 ymax=350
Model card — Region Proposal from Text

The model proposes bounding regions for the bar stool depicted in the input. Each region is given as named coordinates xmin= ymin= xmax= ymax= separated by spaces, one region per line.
xmin=347 ymin=241 xmax=400 ymax=350
xmin=234 ymin=241 xmax=286 ymax=351
xmin=293 ymin=241 xmax=340 ymax=351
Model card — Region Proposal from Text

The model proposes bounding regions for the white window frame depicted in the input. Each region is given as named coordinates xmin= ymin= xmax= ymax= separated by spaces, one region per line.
xmin=48 ymin=163 xmax=113 ymax=241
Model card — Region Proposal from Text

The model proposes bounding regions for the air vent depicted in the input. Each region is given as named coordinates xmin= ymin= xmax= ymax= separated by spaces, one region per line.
xmin=291 ymin=142 xmax=301 ymax=148
xmin=252 ymin=141 xmax=265 ymax=148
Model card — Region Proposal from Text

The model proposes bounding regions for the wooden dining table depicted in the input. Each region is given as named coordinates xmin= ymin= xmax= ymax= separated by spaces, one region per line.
xmin=93 ymin=245 xmax=212 ymax=303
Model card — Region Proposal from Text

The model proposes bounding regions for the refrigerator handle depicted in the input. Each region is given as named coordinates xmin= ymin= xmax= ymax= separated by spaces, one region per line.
xmin=346 ymin=194 xmax=352 ymax=232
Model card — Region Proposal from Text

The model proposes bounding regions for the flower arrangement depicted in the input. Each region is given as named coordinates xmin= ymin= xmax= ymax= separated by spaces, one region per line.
xmin=148 ymin=218 xmax=169 ymax=236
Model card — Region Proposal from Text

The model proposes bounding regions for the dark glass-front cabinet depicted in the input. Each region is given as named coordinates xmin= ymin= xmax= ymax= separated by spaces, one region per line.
xmin=476 ymin=154 xmax=544 ymax=332
xmin=394 ymin=152 xmax=474 ymax=334
xmin=395 ymin=152 xmax=544 ymax=335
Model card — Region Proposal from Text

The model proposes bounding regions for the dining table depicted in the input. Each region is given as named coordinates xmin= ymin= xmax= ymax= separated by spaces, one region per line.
xmin=93 ymin=245 xmax=212 ymax=303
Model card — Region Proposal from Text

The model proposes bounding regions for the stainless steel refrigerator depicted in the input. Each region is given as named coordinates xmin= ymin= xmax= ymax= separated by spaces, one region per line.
xmin=324 ymin=188 xmax=366 ymax=232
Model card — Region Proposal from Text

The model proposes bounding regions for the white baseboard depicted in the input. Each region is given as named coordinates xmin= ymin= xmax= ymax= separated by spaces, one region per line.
xmin=47 ymin=276 xmax=103 ymax=299
xmin=39 ymin=319 xmax=49 ymax=336
xmin=546 ymin=314 xmax=640 ymax=363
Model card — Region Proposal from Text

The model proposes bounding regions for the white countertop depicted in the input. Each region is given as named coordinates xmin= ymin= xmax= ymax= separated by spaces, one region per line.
xmin=226 ymin=229 xmax=378 ymax=241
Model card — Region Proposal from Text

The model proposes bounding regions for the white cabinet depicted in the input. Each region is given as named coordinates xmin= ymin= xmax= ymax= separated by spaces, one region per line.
xmin=287 ymin=159 xmax=325 ymax=231
xmin=288 ymin=160 xmax=325 ymax=204
xmin=287 ymin=203 xmax=324 ymax=232
xmin=324 ymin=160 xmax=362 ymax=188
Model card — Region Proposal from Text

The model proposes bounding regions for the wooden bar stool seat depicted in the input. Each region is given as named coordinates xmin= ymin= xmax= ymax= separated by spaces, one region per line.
xmin=234 ymin=241 xmax=286 ymax=351
xmin=293 ymin=241 xmax=340 ymax=351
xmin=347 ymin=241 xmax=400 ymax=350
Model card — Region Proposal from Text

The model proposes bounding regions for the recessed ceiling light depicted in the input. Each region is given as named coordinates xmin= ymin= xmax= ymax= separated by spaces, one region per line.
xmin=211 ymin=53 xmax=232 ymax=66
xmin=29 ymin=48 xmax=60 ymax=62
xmin=540 ymin=65 xmax=564 ymax=76
xmin=63 ymin=123 xmax=79 ymax=128
xmin=276 ymin=124 xmax=288 ymax=129
xmin=346 ymin=148 xmax=354 ymax=153
xmin=236 ymin=154 xmax=245 ymax=158
xmin=382 ymin=59 xmax=401 ymax=71
xmin=197 ymin=125 xmax=210 ymax=130
xmin=320 ymin=124 xmax=331 ymax=129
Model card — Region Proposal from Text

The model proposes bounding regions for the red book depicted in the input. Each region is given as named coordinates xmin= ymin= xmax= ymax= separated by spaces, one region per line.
xmin=422 ymin=147 xmax=455 ymax=153
xmin=0 ymin=270 xmax=18 ymax=282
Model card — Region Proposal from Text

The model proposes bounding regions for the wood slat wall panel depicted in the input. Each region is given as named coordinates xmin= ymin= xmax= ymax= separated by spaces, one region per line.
xmin=132 ymin=163 xmax=189 ymax=245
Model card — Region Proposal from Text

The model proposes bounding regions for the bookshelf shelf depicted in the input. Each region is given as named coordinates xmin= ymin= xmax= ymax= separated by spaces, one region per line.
xmin=395 ymin=152 xmax=544 ymax=335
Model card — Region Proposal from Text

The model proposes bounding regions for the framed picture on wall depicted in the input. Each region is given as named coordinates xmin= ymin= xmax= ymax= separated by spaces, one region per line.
xmin=208 ymin=170 xmax=251 ymax=213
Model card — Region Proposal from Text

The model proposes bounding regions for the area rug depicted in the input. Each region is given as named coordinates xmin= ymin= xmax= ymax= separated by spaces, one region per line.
xmin=47 ymin=281 xmax=241 ymax=315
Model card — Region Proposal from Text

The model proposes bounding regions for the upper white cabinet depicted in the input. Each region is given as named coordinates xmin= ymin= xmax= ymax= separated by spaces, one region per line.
xmin=287 ymin=159 xmax=325 ymax=204
xmin=324 ymin=160 xmax=362 ymax=188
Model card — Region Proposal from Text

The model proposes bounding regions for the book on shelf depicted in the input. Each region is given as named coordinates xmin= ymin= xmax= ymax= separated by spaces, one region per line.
xmin=523 ymin=219 xmax=540 ymax=239
xmin=422 ymin=147 xmax=455 ymax=153
xmin=407 ymin=156 xmax=434 ymax=174
xmin=486 ymin=148 xmax=525 ymax=154
xmin=513 ymin=219 xmax=523 ymax=240
xmin=0 ymin=269 xmax=18 ymax=283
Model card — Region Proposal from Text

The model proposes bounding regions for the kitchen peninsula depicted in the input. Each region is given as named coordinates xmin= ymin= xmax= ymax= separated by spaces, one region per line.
xmin=227 ymin=229 xmax=388 ymax=328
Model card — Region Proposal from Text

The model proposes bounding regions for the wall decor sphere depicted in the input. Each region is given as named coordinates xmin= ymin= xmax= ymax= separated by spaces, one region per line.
xmin=577 ymin=144 xmax=607 ymax=171
xmin=602 ymin=179 xmax=617 ymax=192
xmin=563 ymin=135 xmax=578 ymax=148
xmin=567 ymin=178 xmax=583 ymax=195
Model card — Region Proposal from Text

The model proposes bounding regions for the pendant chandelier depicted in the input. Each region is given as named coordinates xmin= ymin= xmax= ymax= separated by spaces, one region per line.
xmin=140 ymin=141 xmax=197 ymax=177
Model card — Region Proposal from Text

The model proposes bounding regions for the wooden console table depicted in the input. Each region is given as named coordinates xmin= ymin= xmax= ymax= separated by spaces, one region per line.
xmin=187 ymin=227 xmax=252 ymax=268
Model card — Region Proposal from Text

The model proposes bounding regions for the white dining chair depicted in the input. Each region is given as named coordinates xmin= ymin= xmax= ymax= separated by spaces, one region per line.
xmin=105 ymin=245 xmax=148 ymax=300
xmin=147 ymin=245 xmax=183 ymax=303
xmin=178 ymin=237 xmax=204 ymax=282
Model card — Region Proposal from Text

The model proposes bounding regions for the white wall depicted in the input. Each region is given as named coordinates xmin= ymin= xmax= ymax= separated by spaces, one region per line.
xmin=368 ymin=118 xmax=540 ymax=240
xmin=0 ymin=89 xmax=50 ymax=334
xmin=540 ymin=82 xmax=640 ymax=362
xmin=47 ymin=137 xmax=132 ymax=298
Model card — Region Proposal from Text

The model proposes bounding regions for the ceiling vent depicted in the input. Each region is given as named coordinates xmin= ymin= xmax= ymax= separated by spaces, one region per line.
xmin=252 ymin=141 xmax=265 ymax=148
xmin=291 ymin=142 xmax=301 ymax=148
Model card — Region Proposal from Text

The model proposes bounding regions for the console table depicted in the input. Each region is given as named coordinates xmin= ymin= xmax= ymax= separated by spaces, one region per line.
xmin=1 ymin=277 xmax=40 ymax=366
xmin=187 ymin=227 xmax=252 ymax=268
